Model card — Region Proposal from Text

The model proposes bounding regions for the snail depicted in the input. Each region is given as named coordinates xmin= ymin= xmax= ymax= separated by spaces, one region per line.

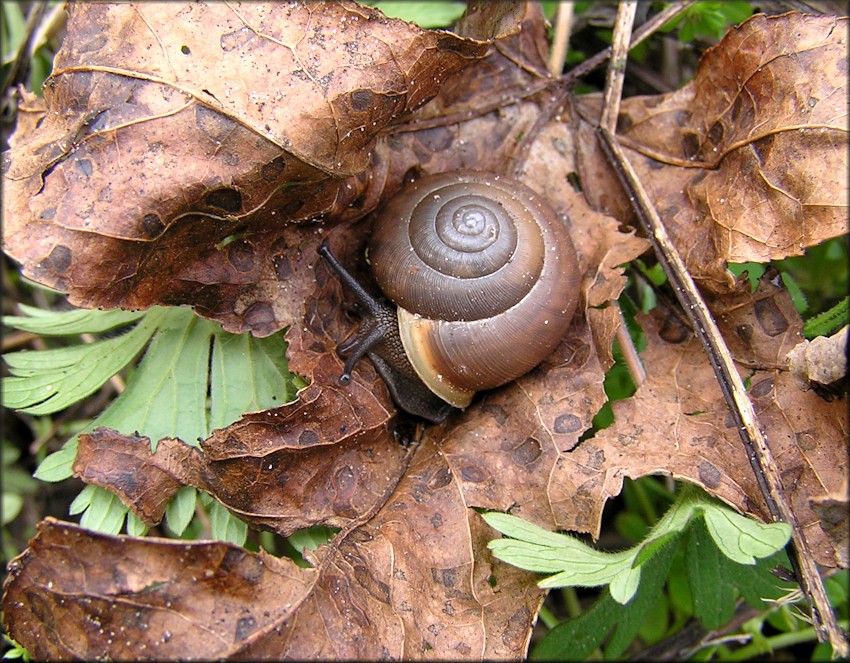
xmin=318 ymin=171 xmax=580 ymax=423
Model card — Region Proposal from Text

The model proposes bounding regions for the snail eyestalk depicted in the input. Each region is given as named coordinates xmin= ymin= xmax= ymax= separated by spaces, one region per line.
xmin=317 ymin=240 xmax=456 ymax=423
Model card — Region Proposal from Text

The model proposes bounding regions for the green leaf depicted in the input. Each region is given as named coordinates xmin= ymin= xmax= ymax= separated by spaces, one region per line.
xmin=721 ymin=2 xmax=755 ymax=24
xmin=2 ymin=634 xmax=30 ymax=662
xmin=100 ymin=307 xmax=215 ymax=450
xmin=165 ymin=486 xmax=198 ymax=536
xmin=803 ymin=298 xmax=848 ymax=338
xmin=538 ymin=549 xmax=635 ymax=591
xmin=609 ymin=564 xmax=642 ymax=605
xmin=16 ymin=304 xmax=299 ymax=539
xmin=634 ymin=530 xmax=679 ymax=567
xmin=2 ymin=493 xmax=23 ymax=526
xmin=33 ymin=441 xmax=78 ymax=482
xmin=702 ymin=507 xmax=791 ymax=565
xmin=68 ymin=483 xmax=97 ymax=515
xmin=726 ymin=550 xmax=794 ymax=611
xmin=686 ymin=518 xmax=737 ymax=629
xmin=288 ymin=526 xmax=338 ymax=554
xmin=781 ymin=271 xmax=808 ymax=315
xmin=370 ymin=1 xmax=467 ymax=28
xmin=1 ymin=3 xmax=28 ymax=63
xmin=487 ymin=484 xmax=791 ymax=609
xmin=531 ymin=534 xmax=681 ymax=660
xmin=3 ymin=305 xmax=145 ymax=335
xmin=209 ymin=500 xmax=247 ymax=546
xmin=2 ymin=310 xmax=163 ymax=414
xmin=483 ymin=511 xmax=581 ymax=547
xmin=209 ymin=329 xmax=300 ymax=429
xmin=126 ymin=511 xmax=148 ymax=537
xmin=79 ymin=486 xmax=129 ymax=535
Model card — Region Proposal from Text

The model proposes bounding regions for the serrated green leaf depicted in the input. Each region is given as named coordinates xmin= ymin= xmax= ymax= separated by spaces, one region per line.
xmin=98 ymin=307 xmax=214 ymax=450
xmin=18 ymin=304 xmax=299 ymax=540
xmin=3 ymin=305 xmax=146 ymax=335
xmin=209 ymin=500 xmax=247 ymax=546
xmin=209 ymin=330 xmax=299 ymax=429
xmin=79 ymin=486 xmax=128 ymax=534
xmin=165 ymin=486 xmax=197 ymax=536
xmin=68 ymin=483 xmax=97 ymax=515
xmin=483 ymin=512 xmax=577 ymax=547
xmin=686 ymin=519 xmax=737 ymax=629
xmin=2 ymin=311 xmax=162 ymax=414
xmin=703 ymin=506 xmax=791 ymax=565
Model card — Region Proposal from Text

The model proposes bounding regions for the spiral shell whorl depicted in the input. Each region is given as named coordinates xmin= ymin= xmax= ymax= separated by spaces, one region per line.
xmin=370 ymin=172 xmax=546 ymax=322
xmin=369 ymin=171 xmax=581 ymax=407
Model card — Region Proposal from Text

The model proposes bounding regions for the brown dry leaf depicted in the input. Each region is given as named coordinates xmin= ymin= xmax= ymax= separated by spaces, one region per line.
xmin=574 ymin=274 xmax=847 ymax=567
xmin=576 ymin=13 xmax=848 ymax=291
xmin=2 ymin=1 xmax=507 ymax=333
xmin=3 ymin=518 xmax=318 ymax=660
xmin=810 ymin=487 xmax=849 ymax=568
xmin=73 ymin=383 xmax=406 ymax=534
xmin=4 ymin=4 xmax=848 ymax=661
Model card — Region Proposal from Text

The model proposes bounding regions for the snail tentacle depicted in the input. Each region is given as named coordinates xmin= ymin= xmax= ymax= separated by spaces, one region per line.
xmin=318 ymin=241 xmax=455 ymax=422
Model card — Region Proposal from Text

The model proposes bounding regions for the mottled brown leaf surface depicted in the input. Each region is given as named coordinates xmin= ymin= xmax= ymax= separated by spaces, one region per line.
xmin=3 ymin=4 xmax=849 ymax=661
xmin=4 ymin=518 xmax=318 ymax=660
xmin=74 ymin=397 xmax=407 ymax=535
xmin=577 ymin=13 xmax=848 ymax=291
xmin=582 ymin=274 xmax=847 ymax=566
xmin=2 ymin=1 xmax=501 ymax=332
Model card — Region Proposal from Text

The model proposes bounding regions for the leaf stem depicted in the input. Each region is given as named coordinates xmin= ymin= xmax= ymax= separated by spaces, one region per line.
xmin=721 ymin=620 xmax=849 ymax=661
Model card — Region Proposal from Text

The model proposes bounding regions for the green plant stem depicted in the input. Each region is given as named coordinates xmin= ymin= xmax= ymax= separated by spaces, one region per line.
xmin=632 ymin=478 xmax=658 ymax=525
xmin=721 ymin=620 xmax=849 ymax=661
xmin=538 ymin=604 xmax=559 ymax=629
xmin=563 ymin=587 xmax=582 ymax=619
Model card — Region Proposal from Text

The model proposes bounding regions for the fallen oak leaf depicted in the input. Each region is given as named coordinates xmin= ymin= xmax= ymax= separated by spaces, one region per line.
xmin=2 ymin=1 xmax=509 ymax=331
xmin=576 ymin=13 xmax=848 ymax=292
xmin=73 ymin=382 xmax=407 ymax=536
xmin=3 ymin=518 xmax=318 ymax=661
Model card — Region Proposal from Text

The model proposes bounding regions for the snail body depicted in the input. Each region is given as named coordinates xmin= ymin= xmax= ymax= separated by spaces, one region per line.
xmin=319 ymin=171 xmax=580 ymax=422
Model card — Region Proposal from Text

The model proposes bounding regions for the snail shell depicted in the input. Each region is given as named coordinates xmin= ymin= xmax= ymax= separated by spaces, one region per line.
xmin=368 ymin=171 xmax=580 ymax=409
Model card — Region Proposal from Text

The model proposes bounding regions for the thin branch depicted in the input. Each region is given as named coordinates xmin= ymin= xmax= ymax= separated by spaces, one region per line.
xmin=599 ymin=1 xmax=637 ymax=133
xmin=548 ymin=2 xmax=574 ymax=76
xmin=562 ymin=2 xmax=696 ymax=85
